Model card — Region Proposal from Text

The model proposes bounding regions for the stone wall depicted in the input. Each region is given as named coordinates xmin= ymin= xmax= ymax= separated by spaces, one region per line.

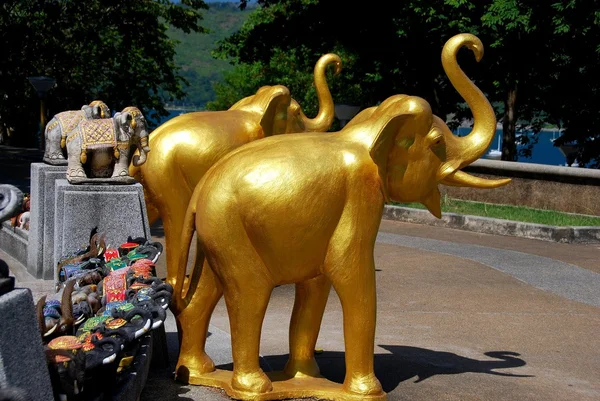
xmin=443 ymin=159 xmax=600 ymax=216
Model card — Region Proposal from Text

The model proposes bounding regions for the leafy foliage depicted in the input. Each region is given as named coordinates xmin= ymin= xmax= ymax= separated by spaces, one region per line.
xmin=166 ymin=2 xmax=255 ymax=108
xmin=213 ymin=0 xmax=600 ymax=166
xmin=0 ymin=0 xmax=208 ymax=146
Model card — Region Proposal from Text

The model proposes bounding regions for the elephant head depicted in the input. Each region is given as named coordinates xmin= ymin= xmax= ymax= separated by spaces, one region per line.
xmin=345 ymin=34 xmax=509 ymax=217
xmin=115 ymin=107 xmax=150 ymax=166
xmin=229 ymin=53 xmax=343 ymax=135
xmin=81 ymin=100 xmax=111 ymax=120
xmin=0 ymin=184 xmax=24 ymax=223
xmin=88 ymin=100 xmax=111 ymax=119
xmin=37 ymin=279 xmax=75 ymax=339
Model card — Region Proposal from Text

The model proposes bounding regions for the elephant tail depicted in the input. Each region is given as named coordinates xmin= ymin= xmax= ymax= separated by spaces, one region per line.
xmin=172 ymin=183 xmax=204 ymax=316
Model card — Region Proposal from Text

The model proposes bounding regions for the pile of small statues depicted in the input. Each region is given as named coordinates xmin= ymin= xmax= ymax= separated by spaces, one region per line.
xmin=36 ymin=229 xmax=172 ymax=400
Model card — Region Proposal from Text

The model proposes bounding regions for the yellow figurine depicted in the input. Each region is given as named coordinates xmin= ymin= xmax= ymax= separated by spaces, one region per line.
xmin=129 ymin=54 xmax=342 ymax=285
xmin=171 ymin=33 xmax=510 ymax=401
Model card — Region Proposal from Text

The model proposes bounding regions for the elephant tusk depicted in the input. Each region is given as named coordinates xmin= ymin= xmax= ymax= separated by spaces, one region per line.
xmin=44 ymin=323 xmax=58 ymax=337
xmin=441 ymin=170 xmax=512 ymax=188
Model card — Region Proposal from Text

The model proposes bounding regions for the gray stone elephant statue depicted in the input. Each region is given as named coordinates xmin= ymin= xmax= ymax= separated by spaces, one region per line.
xmin=43 ymin=100 xmax=111 ymax=165
xmin=0 ymin=184 xmax=24 ymax=223
xmin=64 ymin=106 xmax=150 ymax=184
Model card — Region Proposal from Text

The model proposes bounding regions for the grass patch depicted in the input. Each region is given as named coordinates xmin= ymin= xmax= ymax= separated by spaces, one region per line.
xmin=392 ymin=196 xmax=600 ymax=227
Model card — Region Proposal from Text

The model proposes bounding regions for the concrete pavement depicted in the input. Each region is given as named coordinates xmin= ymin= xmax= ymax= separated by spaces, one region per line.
xmin=4 ymin=217 xmax=600 ymax=401
xmin=137 ymin=219 xmax=600 ymax=401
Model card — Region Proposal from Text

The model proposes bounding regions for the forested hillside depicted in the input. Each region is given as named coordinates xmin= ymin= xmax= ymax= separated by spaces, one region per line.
xmin=166 ymin=2 xmax=254 ymax=108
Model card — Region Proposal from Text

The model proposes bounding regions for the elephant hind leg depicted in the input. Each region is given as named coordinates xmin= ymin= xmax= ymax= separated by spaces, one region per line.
xmin=175 ymin=261 xmax=223 ymax=384
xmin=284 ymin=274 xmax=331 ymax=378
xmin=210 ymin=244 xmax=274 ymax=394
xmin=224 ymin=281 xmax=273 ymax=395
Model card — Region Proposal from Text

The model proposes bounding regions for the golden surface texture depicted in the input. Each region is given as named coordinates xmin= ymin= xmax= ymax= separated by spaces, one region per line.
xmin=129 ymin=53 xmax=342 ymax=285
xmin=171 ymin=34 xmax=510 ymax=400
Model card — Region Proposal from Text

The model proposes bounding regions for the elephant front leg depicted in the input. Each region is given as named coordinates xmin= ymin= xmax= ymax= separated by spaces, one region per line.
xmin=66 ymin=145 xmax=86 ymax=180
xmin=284 ymin=274 xmax=331 ymax=378
xmin=325 ymin=236 xmax=383 ymax=397
xmin=112 ymin=145 xmax=130 ymax=178
xmin=44 ymin=125 xmax=67 ymax=163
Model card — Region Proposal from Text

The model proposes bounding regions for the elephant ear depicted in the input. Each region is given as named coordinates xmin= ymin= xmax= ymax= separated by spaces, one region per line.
xmin=363 ymin=96 xmax=433 ymax=199
xmin=257 ymin=85 xmax=292 ymax=136
xmin=93 ymin=105 xmax=102 ymax=118
xmin=368 ymin=96 xmax=432 ymax=165
xmin=228 ymin=87 xmax=267 ymax=111
xmin=118 ymin=112 xmax=133 ymax=130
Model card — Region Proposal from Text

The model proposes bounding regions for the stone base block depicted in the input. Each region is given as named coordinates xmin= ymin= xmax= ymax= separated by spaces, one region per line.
xmin=53 ymin=179 xmax=151 ymax=281
xmin=0 ymin=288 xmax=54 ymax=401
xmin=0 ymin=221 xmax=28 ymax=266
xmin=27 ymin=163 xmax=68 ymax=279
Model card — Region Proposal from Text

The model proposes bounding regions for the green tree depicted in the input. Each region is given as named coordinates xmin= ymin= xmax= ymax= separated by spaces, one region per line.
xmin=0 ymin=0 xmax=208 ymax=146
xmin=213 ymin=0 xmax=600 ymax=166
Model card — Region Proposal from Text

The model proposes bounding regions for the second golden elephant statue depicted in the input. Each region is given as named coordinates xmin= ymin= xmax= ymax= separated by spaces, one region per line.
xmin=129 ymin=53 xmax=343 ymax=284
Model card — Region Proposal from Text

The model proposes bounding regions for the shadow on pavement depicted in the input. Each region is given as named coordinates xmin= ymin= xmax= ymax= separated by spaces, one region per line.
xmin=261 ymin=346 xmax=533 ymax=393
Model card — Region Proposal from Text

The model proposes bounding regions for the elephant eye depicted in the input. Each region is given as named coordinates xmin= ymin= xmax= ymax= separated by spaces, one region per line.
xmin=396 ymin=136 xmax=415 ymax=149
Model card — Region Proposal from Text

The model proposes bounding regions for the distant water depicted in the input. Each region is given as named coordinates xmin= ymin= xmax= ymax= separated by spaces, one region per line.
xmin=455 ymin=127 xmax=573 ymax=167
xmin=153 ymin=110 xmax=576 ymax=167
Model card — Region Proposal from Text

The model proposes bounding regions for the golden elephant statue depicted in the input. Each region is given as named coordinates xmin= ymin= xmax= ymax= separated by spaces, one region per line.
xmin=171 ymin=33 xmax=510 ymax=400
xmin=129 ymin=53 xmax=342 ymax=285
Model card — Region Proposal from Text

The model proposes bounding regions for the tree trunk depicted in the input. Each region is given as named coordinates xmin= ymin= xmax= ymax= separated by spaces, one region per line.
xmin=502 ymin=84 xmax=518 ymax=161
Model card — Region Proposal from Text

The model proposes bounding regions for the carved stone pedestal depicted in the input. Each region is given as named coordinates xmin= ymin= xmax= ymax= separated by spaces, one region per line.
xmin=53 ymin=179 xmax=151 ymax=281
xmin=27 ymin=163 xmax=68 ymax=279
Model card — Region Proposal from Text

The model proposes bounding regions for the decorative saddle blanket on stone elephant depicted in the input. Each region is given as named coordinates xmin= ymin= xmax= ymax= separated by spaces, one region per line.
xmin=77 ymin=119 xmax=117 ymax=150
xmin=50 ymin=110 xmax=86 ymax=134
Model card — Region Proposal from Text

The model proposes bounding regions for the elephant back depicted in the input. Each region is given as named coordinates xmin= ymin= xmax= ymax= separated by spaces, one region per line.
xmin=51 ymin=110 xmax=86 ymax=135
xmin=71 ymin=119 xmax=117 ymax=151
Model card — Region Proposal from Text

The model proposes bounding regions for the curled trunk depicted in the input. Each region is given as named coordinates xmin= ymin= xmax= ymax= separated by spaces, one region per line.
xmin=299 ymin=53 xmax=342 ymax=131
xmin=441 ymin=34 xmax=497 ymax=168
xmin=133 ymin=143 xmax=150 ymax=167
xmin=0 ymin=184 xmax=24 ymax=223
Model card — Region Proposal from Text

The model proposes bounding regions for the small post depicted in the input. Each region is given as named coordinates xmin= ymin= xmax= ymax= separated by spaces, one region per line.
xmin=27 ymin=76 xmax=56 ymax=150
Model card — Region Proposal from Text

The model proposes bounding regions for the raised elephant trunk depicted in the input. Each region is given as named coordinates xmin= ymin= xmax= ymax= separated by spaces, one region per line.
xmin=58 ymin=279 xmax=75 ymax=333
xmin=441 ymin=34 xmax=497 ymax=169
xmin=298 ymin=53 xmax=342 ymax=131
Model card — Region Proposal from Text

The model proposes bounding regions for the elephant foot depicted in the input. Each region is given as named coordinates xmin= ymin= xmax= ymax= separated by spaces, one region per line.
xmin=175 ymin=352 xmax=216 ymax=384
xmin=343 ymin=373 xmax=384 ymax=397
xmin=67 ymin=167 xmax=86 ymax=178
xmin=111 ymin=169 xmax=130 ymax=178
xmin=43 ymin=153 xmax=68 ymax=165
xmin=231 ymin=369 xmax=273 ymax=394
xmin=283 ymin=357 xmax=321 ymax=378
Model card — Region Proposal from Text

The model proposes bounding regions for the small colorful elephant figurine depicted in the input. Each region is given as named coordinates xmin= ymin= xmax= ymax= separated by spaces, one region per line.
xmin=43 ymin=100 xmax=111 ymax=165
xmin=64 ymin=106 xmax=150 ymax=184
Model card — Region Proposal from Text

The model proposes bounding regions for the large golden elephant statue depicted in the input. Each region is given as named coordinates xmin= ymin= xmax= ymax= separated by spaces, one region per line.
xmin=129 ymin=53 xmax=342 ymax=284
xmin=171 ymin=34 xmax=510 ymax=400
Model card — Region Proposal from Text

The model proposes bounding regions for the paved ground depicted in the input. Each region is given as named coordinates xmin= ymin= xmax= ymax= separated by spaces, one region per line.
xmin=140 ymin=220 xmax=600 ymax=400
xmin=2 ymin=144 xmax=600 ymax=401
